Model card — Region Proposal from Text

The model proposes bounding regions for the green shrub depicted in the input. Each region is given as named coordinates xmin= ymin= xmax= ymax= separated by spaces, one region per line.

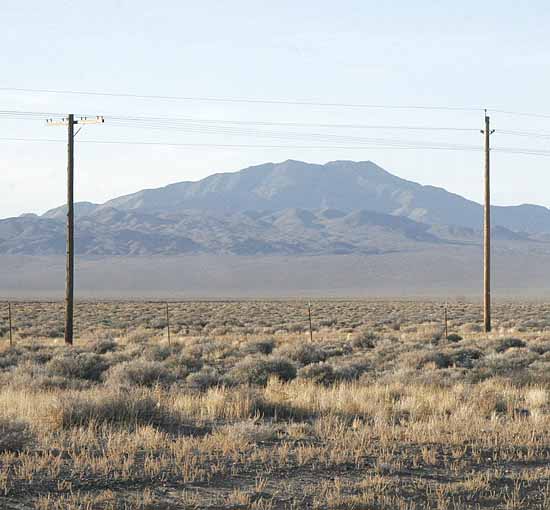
xmin=275 ymin=343 xmax=326 ymax=366
xmin=142 ymin=344 xmax=175 ymax=362
xmin=350 ymin=331 xmax=377 ymax=349
xmin=229 ymin=356 xmax=297 ymax=386
xmin=298 ymin=362 xmax=335 ymax=385
xmin=91 ymin=339 xmax=118 ymax=354
xmin=46 ymin=352 xmax=109 ymax=381
xmin=125 ymin=327 xmax=154 ymax=344
xmin=334 ymin=359 xmax=372 ymax=380
xmin=415 ymin=352 xmax=453 ymax=369
xmin=186 ymin=367 xmax=220 ymax=390
xmin=495 ymin=338 xmax=526 ymax=353
xmin=446 ymin=333 xmax=463 ymax=343
xmin=448 ymin=348 xmax=483 ymax=368
xmin=8 ymin=362 xmax=92 ymax=391
xmin=177 ymin=352 xmax=204 ymax=372
xmin=241 ymin=338 xmax=275 ymax=355
xmin=104 ymin=360 xmax=175 ymax=388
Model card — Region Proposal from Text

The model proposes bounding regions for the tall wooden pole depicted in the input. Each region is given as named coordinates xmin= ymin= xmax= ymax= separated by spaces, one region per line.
xmin=65 ymin=114 xmax=75 ymax=346
xmin=483 ymin=113 xmax=493 ymax=333
xmin=46 ymin=114 xmax=104 ymax=346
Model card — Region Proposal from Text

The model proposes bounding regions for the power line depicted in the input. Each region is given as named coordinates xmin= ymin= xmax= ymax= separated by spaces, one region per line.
xmin=499 ymin=129 xmax=550 ymax=140
xmin=0 ymin=87 xmax=483 ymax=111
xmin=0 ymin=110 xmax=486 ymax=149
xmin=0 ymin=110 xmax=479 ymax=131
xmin=3 ymin=110 xmax=550 ymax=156
xmin=0 ymin=136 xmax=484 ymax=151
xmin=492 ymin=109 xmax=550 ymax=120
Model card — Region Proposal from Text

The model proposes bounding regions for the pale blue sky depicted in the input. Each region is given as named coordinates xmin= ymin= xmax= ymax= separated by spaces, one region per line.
xmin=1 ymin=1 xmax=550 ymax=218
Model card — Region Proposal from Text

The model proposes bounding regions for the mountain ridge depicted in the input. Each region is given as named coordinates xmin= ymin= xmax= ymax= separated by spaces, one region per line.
xmin=3 ymin=159 xmax=550 ymax=256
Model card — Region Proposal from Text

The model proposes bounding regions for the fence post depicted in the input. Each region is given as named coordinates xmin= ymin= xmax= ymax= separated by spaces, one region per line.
xmin=8 ymin=302 xmax=13 ymax=348
xmin=308 ymin=301 xmax=313 ymax=342
xmin=166 ymin=303 xmax=171 ymax=347
xmin=444 ymin=302 xmax=448 ymax=339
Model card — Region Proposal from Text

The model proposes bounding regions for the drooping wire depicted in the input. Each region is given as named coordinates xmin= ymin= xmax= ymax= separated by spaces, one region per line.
xmin=0 ymin=87 xmax=484 ymax=111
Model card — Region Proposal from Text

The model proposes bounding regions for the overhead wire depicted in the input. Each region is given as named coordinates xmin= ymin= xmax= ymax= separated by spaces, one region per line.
xmin=0 ymin=87 xmax=483 ymax=111
xmin=2 ymin=110 xmax=550 ymax=156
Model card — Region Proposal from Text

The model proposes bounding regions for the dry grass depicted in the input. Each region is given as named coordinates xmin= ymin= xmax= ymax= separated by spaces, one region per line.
xmin=0 ymin=299 xmax=548 ymax=508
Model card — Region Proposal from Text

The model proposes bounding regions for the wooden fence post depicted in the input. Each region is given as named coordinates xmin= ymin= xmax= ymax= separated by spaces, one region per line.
xmin=166 ymin=303 xmax=171 ymax=347
xmin=444 ymin=302 xmax=448 ymax=339
xmin=8 ymin=302 xmax=13 ymax=348
xmin=308 ymin=301 xmax=313 ymax=342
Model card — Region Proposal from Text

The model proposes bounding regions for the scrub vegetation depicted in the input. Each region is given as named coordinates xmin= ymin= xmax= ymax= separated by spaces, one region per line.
xmin=0 ymin=300 xmax=548 ymax=509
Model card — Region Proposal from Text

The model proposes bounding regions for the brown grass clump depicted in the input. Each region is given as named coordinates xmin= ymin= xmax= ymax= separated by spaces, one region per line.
xmin=47 ymin=388 xmax=173 ymax=429
xmin=0 ymin=417 xmax=34 ymax=452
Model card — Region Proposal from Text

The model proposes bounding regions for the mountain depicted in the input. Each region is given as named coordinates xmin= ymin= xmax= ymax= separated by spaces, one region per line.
xmin=2 ymin=159 xmax=550 ymax=256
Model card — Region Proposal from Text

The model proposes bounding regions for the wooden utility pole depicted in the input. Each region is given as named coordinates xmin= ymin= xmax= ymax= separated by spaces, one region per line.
xmin=66 ymin=114 xmax=75 ymax=345
xmin=47 ymin=115 xmax=104 ymax=345
xmin=482 ymin=112 xmax=495 ymax=333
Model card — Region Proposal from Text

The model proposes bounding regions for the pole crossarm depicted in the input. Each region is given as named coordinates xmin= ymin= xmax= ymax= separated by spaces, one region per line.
xmin=47 ymin=115 xmax=104 ymax=126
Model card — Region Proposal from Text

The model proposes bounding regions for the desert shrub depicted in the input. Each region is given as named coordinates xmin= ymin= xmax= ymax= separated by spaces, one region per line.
xmin=104 ymin=360 xmax=175 ymax=388
xmin=288 ymin=323 xmax=304 ymax=333
xmin=448 ymin=348 xmax=484 ymax=368
xmin=25 ymin=348 xmax=55 ymax=365
xmin=462 ymin=323 xmax=482 ymax=333
xmin=177 ymin=356 xmax=203 ymax=376
xmin=7 ymin=362 xmax=92 ymax=391
xmin=229 ymin=356 xmax=297 ymax=386
xmin=476 ymin=350 xmax=539 ymax=377
xmin=50 ymin=389 xmax=171 ymax=429
xmin=529 ymin=340 xmax=550 ymax=355
xmin=91 ymin=339 xmax=118 ymax=354
xmin=298 ymin=362 xmax=335 ymax=385
xmin=495 ymin=338 xmax=526 ymax=353
xmin=410 ymin=351 xmax=453 ymax=370
xmin=350 ymin=330 xmax=377 ymax=349
xmin=319 ymin=340 xmax=353 ymax=359
xmin=407 ymin=348 xmax=482 ymax=371
xmin=446 ymin=333 xmax=463 ymax=343
xmin=333 ymin=358 xmax=371 ymax=380
xmin=0 ymin=417 xmax=34 ymax=452
xmin=186 ymin=367 xmax=221 ymax=390
xmin=0 ymin=347 xmax=23 ymax=370
xmin=275 ymin=343 xmax=326 ymax=366
xmin=125 ymin=327 xmax=154 ymax=344
xmin=241 ymin=338 xmax=275 ymax=355
xmin=142 ymin=344 xmax=175 ymax=362
xmin=46 ymin=352 xmax=109 ymax=381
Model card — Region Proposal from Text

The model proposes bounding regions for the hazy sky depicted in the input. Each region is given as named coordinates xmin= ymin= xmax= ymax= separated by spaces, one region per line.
xmin=1 ymin=1 xmax=550 ymax=218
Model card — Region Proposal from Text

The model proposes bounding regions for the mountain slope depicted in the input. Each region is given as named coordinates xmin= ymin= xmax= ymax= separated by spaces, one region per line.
xmin=4 ymin=159 xmax=550 ymax=256
xmin=99 ymin=160 xmax=488 ymax=228
xmin=0 ymin=208 xmax=457 ymax=256
xmin=44 ymin=159 xmax=547 ymax=232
